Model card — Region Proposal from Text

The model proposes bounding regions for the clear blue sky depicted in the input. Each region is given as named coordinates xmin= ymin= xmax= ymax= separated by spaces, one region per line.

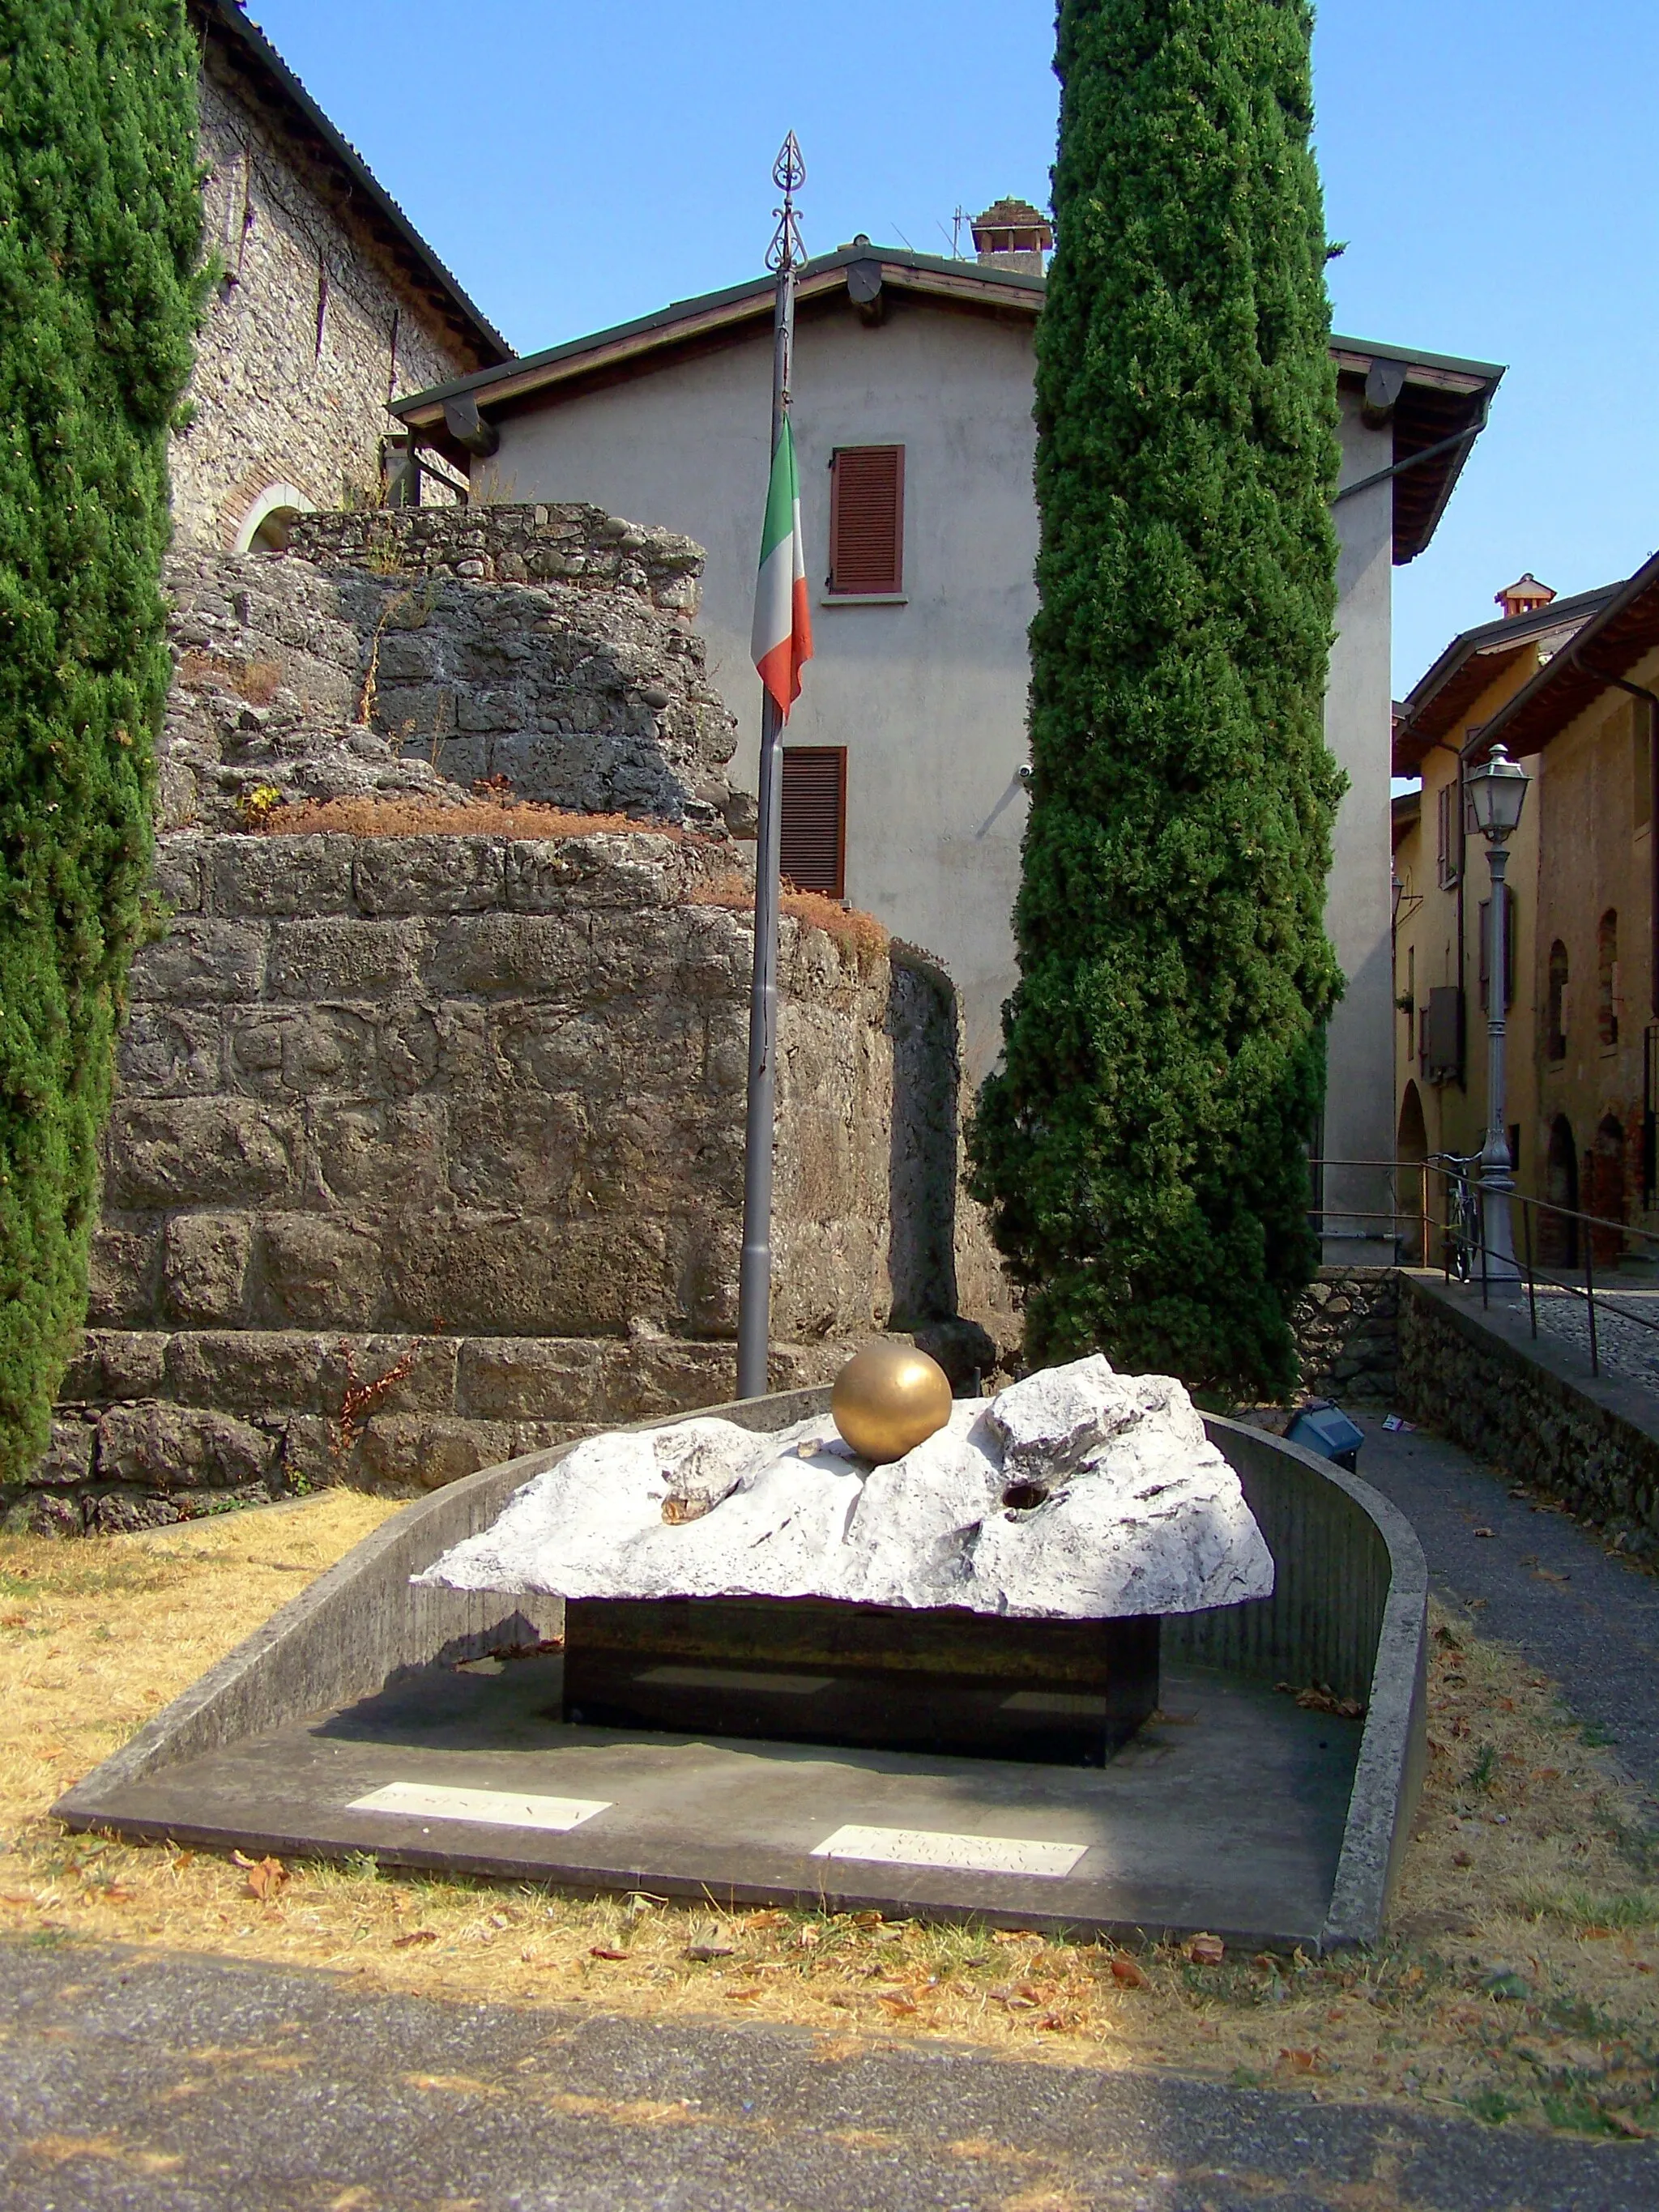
xmin=245 ymin=0 xmax=1658 ymax=697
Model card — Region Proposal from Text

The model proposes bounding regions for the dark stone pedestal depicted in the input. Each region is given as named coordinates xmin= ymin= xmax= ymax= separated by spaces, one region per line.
xmin=562 ymin=1596 xmax=1159 ymax=1766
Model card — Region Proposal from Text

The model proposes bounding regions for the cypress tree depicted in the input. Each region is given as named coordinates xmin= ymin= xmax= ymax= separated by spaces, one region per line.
xmin=0 ymin=2 xmax=203 ymax=1485
xmin=970 ymin=0 xmax=1344 ymax=1400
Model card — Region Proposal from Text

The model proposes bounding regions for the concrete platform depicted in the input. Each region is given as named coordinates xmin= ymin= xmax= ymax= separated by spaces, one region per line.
xmin=55 ymin=1399 xmax=1427 ymax=1952
xmin=59 ymin=1650 xmax=1358 ymax=1948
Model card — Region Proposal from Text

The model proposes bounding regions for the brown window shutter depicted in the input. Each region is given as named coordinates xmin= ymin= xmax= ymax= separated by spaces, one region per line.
xmin=780 ymin=747 xmax=847 ymax=898
xmin=829 ymin=445 xmax=904 ymax=595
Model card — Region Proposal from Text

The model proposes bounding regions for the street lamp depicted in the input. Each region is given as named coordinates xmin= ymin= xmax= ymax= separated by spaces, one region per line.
xmin=1465 ymin=742 xmax=1532 ymax=1291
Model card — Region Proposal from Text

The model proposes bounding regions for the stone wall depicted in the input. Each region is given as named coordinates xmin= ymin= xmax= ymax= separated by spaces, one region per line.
xmin=1290 ymin=1267 xmax=1400 ymax=1404
xmin=15 ymin=829 xmax=1009 ymax=1532
xmin=175 ymin=35 xmax=492 ymax=550
xmin=1397 ymin=1273 xmax=1659 ymax=1559
xmin=160 ymin=505 xmax=738 ymax=835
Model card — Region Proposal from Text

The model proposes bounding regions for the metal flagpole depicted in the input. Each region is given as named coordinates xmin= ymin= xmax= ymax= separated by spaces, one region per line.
xmin=736 ymin=134 xmax=805 ymax=1400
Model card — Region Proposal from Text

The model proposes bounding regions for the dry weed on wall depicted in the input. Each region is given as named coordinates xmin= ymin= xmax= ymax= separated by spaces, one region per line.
xmin=2 ymin=1500 xmax=1657 ymax=2137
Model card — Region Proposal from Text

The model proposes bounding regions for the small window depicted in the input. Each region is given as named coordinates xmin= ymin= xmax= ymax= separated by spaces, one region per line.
xmin=780 ymin=747 xmax=847 ymax=898
xmin=1436 ymin=779 xmax=1463 ymax=889
xmin=1598 ymin=910 xmax=1619 ymax=1046
xmin=1546 ymin=940 xmax=1568 ymax=1061
xmin=828 ymin=445 xmax=904 ymax=595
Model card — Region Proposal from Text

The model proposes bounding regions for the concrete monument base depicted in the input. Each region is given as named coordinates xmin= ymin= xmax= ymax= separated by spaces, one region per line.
xmin=561 ymin=1596 xmax=1160 ymax=1764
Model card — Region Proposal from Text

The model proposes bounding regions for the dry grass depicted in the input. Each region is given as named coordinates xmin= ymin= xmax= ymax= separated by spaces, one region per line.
xmin=175 ymin=651 xmax=282 ymax=706
xmin=2 ymin=1506 xmax=1657 ymax=2139
xmin=256 ymin=796 xmax=700 ymax=842
xmin=689 ymin=870 xmax=889 ymax=962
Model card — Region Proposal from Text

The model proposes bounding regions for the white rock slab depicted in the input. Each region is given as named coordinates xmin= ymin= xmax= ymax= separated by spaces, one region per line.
xmin=416 ymin=1355 xmax=1273 ymax=1620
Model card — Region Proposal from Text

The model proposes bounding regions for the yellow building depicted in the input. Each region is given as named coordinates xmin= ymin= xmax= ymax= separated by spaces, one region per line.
xmin=1391 ymin=574 xmax=1615 ymax=1255
xmin=1472 ymin=554 xmax=1659 ymax=1259
xmin=1393 ymin=556 xmax=1659 ymax=1262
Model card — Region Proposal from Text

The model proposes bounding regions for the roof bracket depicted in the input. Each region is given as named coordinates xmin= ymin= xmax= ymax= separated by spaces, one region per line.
xmin=1362 ymin=357 xmax=1408 ymax=428
xmin=846 ymin=259 xmax=885 ymax=326
xmin=442 ymin=393 xmax=499 ymax=457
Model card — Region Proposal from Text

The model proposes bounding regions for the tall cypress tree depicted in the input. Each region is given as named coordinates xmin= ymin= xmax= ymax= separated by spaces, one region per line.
xmin=970 ymin=0 xmax=1344 ymax=1400
xmin=0 ymin=2 xmax=203 ymax=1486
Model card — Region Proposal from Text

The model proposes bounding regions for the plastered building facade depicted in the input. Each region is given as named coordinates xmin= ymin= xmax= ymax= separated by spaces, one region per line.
xmin=394 ymin=246 xmax=1503 ymax=1260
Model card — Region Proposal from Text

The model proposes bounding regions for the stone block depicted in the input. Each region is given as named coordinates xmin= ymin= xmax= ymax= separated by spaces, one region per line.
xmin=314 ymin=1099 xmax=446 ymax=1208
xmin=117 ymin=1006 xmax=224 ymax=1097
xmin=384 ymin=1213 xmax=670 ymax=1336
xmin=445 ymin=1094 xmax=585 ymax=1211
xmin=425 ymin=914 xmax=593 ymax=998
xmin=96 ymin=1400 xmax=276 ymax=1491
xmin=378 ymin=1002 xmax=488 ymax=1095
xmin=127 ymin=918 xmax=267 ymax=1004
xmin=4 ymin=1491 xmax=83 ymax=1536
xmin=354 ymin=1413 xmax=514 ymax=1494
xmin=164 ymin=1329 xmax=337 ymax=1417
xmin=105 ymin=1099 xmax=303 ymax=1210
xmin=276 ymin=1414 xmax=339 ymax=1493
xmin=324 ymin=1333 xmax=459 ymax=1417
xmin=208 ymin=834 xmax=356 ymax=918
xmin=256 ymin=1214 xmax=383 ymax=1328
xmin=28 ymin=1418 xmax=95 ymax=1488
xmin=151 ymin=837 xmax=207 ymax=916
xmin=354 ymin=837 xmax=506 ymax=916
xmin=267 ymin=918 xmax=427 ymax=1001
xmin=86 ymin=1223 xmax=163 ymax=1326
xmin=163 ymin=1213 xmax=254 ymax=1325
xmin=456 ymin=1337 xmax=608 ymax=1422
xmin=58 ymin=1329 xmax=170 ymax=1404
xmin=228 ymin=1005 xmax=380 ymax=1098
xmin=595 ymin=1338 xmax=736 ymax=1423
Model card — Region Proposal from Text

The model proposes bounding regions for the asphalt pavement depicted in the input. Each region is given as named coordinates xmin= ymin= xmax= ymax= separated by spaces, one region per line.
xmin=2 ymin=1937 xmax=1655 ymax=2212
xmin=1354 ymin=1414 xmax=1659 ymax=1811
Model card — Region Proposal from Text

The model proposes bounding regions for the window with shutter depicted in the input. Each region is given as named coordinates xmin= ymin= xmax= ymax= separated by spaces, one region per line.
xmin=780 ymin=747 xmax=847 ymax=898
xmin=828 ymin=446 xmax=904 ymax=595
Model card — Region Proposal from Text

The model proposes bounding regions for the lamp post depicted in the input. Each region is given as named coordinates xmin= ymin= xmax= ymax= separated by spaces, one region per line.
xmin=1465 ymin=741 xmax=1532 ymax=1291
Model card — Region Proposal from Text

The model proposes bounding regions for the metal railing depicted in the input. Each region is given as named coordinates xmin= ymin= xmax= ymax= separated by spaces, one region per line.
xmin=1307 ymin=1156 xmax=1659 ymax=1381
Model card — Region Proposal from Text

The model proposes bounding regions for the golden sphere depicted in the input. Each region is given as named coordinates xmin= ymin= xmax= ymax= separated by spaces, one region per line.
xmin=831 ymin=1342 xmax=953 ymax=1465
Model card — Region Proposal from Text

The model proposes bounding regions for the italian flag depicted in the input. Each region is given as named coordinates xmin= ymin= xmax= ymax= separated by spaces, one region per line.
xmin=751 ymin=416 xmax=813 ymax=717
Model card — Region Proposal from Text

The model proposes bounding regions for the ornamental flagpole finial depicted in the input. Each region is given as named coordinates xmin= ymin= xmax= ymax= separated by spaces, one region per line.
xmin=767 ymin=132 xmax=806 ymax=272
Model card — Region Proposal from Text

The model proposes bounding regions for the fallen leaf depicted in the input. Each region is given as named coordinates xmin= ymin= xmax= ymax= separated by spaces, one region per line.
xmin=684 ymin=1943 xmax=736 ymax=1962
xmin=1452 ymin=1851 xmax=1473 ymax=1869
xmin=391 ymin=1929 xmax=438 ymax=1950
xmin=1580 ymin=1926 xmax=1615 ymax=1941
xmin=1187 ymin=1933 xmax=1226 ymax=1967
xmin=725 ymin=1986 xmax=764 ymax=2002
xmin=1109 ymin=1956 xmax=1147 ymax=1988
xmin=232 ymin=1851 xmax=288 ymax=1903
xmin=1609 ymin=2112 xmax=1651 ymax=2139
xmin=1278 ymin=2048 xmax=1324 ymax=2073
xmin=992 ymin=1928 xmax=1038 ymax=1943
xmin=589 ymin=1946 xmax=630 ymax=1962
xmin=795 ymin=1926 xmax=821 ymax=1949
xmin=851 ymin=1911 xmax=883 ymax=1929
xmin=744 ymin=1909 xmax=787 ymax=1929
xmin=876 ymin=1992 xmax=918 ymax=2015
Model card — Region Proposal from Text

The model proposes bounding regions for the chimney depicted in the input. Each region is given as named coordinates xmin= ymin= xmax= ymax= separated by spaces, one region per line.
xmin=1495 ymin=573 xmax=1556 ymax=620
xmin=970 ymin=198 xmax=1053 ymax=276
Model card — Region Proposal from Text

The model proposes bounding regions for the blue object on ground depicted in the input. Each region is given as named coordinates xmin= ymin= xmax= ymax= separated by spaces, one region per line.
xmin=1286 ymin=1400 xmax=1365 ymax=1473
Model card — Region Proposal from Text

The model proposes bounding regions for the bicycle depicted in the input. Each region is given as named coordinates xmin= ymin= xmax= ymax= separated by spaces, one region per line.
xmin=1430 ymin=1152 xmax=1484 ymax=1283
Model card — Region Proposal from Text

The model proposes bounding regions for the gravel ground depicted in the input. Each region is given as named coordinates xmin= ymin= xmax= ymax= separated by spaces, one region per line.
xmin=1524 ymin=1286 xmax=1659 ymax=1390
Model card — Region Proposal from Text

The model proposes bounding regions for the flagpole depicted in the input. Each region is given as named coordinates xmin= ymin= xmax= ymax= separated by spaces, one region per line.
xmin=736 ymin=134 xmax=804 ymax=1400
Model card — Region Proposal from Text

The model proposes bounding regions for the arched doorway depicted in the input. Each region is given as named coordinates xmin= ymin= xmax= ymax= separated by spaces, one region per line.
xmin=1397 ymin=1081 xmax=1428 ymax=1264
xmin=1589 ymin=1114 xmax=1627 ymax=1266
xmin=1542 ymin=1115 xmax=1578 ymax=1267
xmin=234 ymin=481 xmax=313 ymax=553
